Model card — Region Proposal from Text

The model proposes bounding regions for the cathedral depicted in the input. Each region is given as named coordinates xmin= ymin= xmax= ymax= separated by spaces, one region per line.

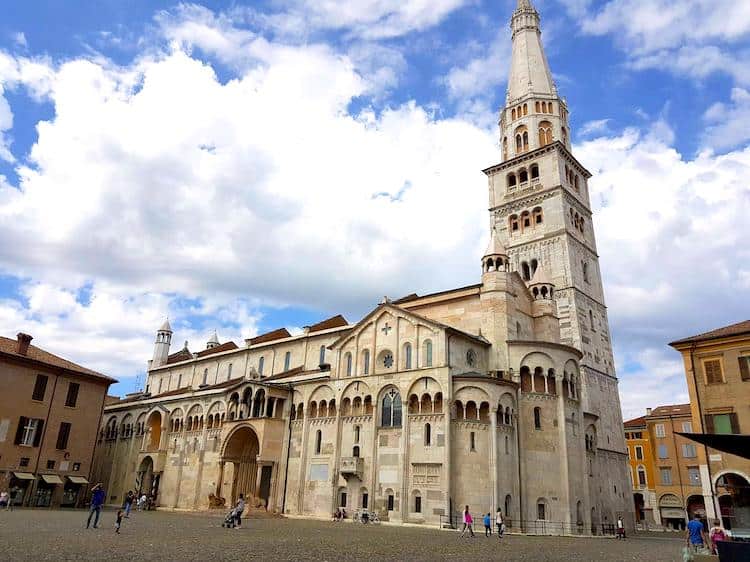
xmin=92 ymin=0 xmax=633 ymax=532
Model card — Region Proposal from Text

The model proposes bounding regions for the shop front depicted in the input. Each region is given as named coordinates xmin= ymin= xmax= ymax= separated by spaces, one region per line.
xmin=62 ymin=476 xmax=89 ymax=507
xmin=35 ymin=474 xmax=64 ymax=507
xmin=10 ymin=472 xmax=35 ymax=506
xmin=659 ymin=494 xmax=686 ymax=530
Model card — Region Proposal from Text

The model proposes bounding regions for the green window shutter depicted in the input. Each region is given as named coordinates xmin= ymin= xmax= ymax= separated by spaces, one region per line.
xmin=729 ymin=413 xmax=740 ymax=434
xmin=714 ymin=414 xmax=733 ymax=435
xmin=704 ymin=415 xmax=715 ymax=434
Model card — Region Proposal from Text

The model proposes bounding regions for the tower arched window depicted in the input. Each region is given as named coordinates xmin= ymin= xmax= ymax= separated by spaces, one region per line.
xmin=521 ymin=211 xmax=531 ymax=229
xmin=530 ymin=164 xmax=539 ymax=180
xmin=523 ymin=103 xmax=528 ymax=116
xmin=515 ymin=125 xmax=529 ymax=153
xmin=535 ymin=101 xmax=540 ymax=113
xmin=363 ymin=349 xmax=370 ymax=375
xmin=574 ymin=175 xmax=579 ymax=192
xmin=582 ymin=262 xmax=589 ymax=283
xmin=345 ymin=352 xmax=353 ymax=376
xmin=319 ymin=345 xmax=326 ymax=366
xmin=538 ymin=121 xmax=553 ymax=147
xmin=354 ymin=425 xmax=360 ymax=443
xmin=404 ymin=343 xmax=412 ymax=370
xmin=503 ymin=137 xmax=508 ymax=159
xmin=534 ymin=407 xmax=542 ymax=429
xmin=562 ymin=126 xmax=568 ymax=146
xmin=507 ymin=173 xmax=517 ymax=188
xmin=530 ymin=258 xmax=538 ymax=277
xmin=353 ymin=445 xmax=360 ymax=457
xmin=509 ymin=215 xmax=519 ymax=232
xmin=423 ymin=340 xmax=433 ymax=367
xmin=284 ymin=351 xmax=291 ymax=371
xmin=258 ymin=356 xmax=264 ymax=376
xmin=589 ymin=310 xmax=595 ymax=331
xmin=315 ymin=430 xmax=322 ymax=454
xmin=519 ymin=168 xmax=528 ymax=184
xmin=532 ymin=207 xmax=543 ymax=225
xmin=548 ymin=102 xmax=555 ymax=114
xmin=381 ymin=389 xmax=402 ymax=427
xmin=521 ymin=261 xmax=531 ymax=281
xmin=511 ymin=108 xmax=516 ymax=120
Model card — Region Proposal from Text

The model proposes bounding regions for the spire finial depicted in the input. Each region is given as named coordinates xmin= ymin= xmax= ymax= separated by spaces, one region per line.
xmin=517 ymin=0 xmax=534 ymax=10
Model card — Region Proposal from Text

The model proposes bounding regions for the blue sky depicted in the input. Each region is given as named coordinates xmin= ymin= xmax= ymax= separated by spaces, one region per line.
xmin=0 ymin=0 xmax=748 ymax=416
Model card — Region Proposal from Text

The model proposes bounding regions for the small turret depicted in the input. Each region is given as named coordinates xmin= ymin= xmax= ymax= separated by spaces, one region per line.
xmin=482 ymin=229 xmax=510 ymax=274
xmin=206 ymin=331 xmax=219 ymax=350
xmin=151 ymin=319 xmax=172 ymax=368
xmin=528 ymin=265 xmax=554 ymax=300
xmin=528 ymin=264 xmax=559 ymax=342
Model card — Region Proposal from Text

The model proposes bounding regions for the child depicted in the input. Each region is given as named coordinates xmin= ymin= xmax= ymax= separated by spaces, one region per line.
xmin=709 ymin=520 xmax=727 ymax=554
xmin=115 ymin=509 xmax=123 ymax=534
xmin=483 ymin=513 xmax=492 ymax=537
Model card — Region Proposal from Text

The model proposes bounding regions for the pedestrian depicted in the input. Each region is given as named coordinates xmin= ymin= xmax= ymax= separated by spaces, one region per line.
xmin=709 ymin=519 xmax=728 ymax=554
xmin=686 ymin=514 xmax=708 ymax=554
xmin=138 ymin=493 xmax=147 ymax=511
xmin=483 ymin=513 xmax=492 ymax=537
xmin=0 ymin=490 xmax=8 ymax=509
xmin=496 ymin=508 xmax=505 ymax=540
xmin=115 ymin=509 xmax=123 ymax=534
xmin=123 ymin=491 xmax=134 ymax=518
xmin=616 ymin=517 xmax=626 ymax=539
xmin=234 ymin=494 xmax=245 ymax=529
xmin=86 ymin=483 xmax=106 ymax=529
xmin=460 ymin=505 xmax=475 ymax=538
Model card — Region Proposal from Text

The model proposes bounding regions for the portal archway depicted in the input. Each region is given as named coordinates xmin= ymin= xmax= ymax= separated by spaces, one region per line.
xmin=221 ymin=426 xmax=260 ymax=505
xmin=146 ymin=411 xmax=163 ymax=451
xmin=716 ymin=472 xmax=750 ymax=530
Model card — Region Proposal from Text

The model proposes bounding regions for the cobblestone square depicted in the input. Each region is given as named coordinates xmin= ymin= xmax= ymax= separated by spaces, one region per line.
xmin=0 ymin=509 xmax=684 ymax=561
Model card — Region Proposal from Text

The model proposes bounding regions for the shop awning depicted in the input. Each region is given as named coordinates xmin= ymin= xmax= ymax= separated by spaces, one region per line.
xmin=41 ymin=474 xmax=64 ymax=484
xmin=67 ymin=476 xmax=89 ymax=484
xmin=12 ymin=472 xmax=35 ymax=480
xmin=677 ymin=432 xmax=750 ymax=460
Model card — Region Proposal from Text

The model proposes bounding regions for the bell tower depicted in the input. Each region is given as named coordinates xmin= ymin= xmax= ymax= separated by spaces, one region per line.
xmin=483 ymin=0 xmax=630 ymax=521
xmin=151 ymin=319 xmax=172 ymax=368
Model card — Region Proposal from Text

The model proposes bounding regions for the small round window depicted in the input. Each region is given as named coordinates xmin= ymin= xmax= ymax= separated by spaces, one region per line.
xmin=383 ymin=354 xmax=394 ymax=368
xmin=466 ymin=349 xmax=476 ymax=367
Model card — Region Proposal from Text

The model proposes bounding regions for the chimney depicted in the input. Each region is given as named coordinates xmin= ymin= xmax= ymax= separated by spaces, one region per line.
xmin=16 ymin=333 xmax=33 ymax=356
xmin=646 ymin=408 xmax=652 ymax=416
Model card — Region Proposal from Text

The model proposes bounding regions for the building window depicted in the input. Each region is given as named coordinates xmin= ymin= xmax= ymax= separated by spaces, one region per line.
xmin=362 ymin=493 xmax=369 ymax=509
xmin=258 ymin=356 xmax=265 ymax=376
xmin=505 ymin=435 xmax=509 ymax=454
xmin=72 ymin=463 xmax=81 ymax=472
xmin=657 ymin=444 xmax=668 ymax=459
xmin=354 ymin=425 xmax=360 ymax=443
xmin=315 ymin=430 xmax=322 ymax=454
xmin=660 ymin=468 xmax=673 ymax=485
xmin=227 ymin=363 xmax=233 ymax=379
xmin=319 ymin=345 xmax=326 ymax=366
xmin=703 ymin=359 xmax=724 ymax=384
xmin=534 ymin=407 xmax=542 ymax=429
xmin=682 ymin=443 xmax=697 ymax=458
xmin=415 ymin=495 xmax=422 ymax=513
xmin=637 ymin=466 xmax=647 ymax=487
xmin=340 ymin=492 xmax=347 ymax=508
xmin=202 ymin=369 xmax=208 ymax=386
xmin=19 ymin=457 xmax=30 ymax=467
xmin=383 ymin=353 xmax=394 ymax=369
xmin=470 ymin=431 xmax=476 ymax=451
xmin=345 ymin=352 xmax=353 ymax=376
xmin=56 ymin=422 xmax=71 ymax=450
xmin=423 ymin=340 xmax=433 ymax=367
xmin=654 ymin=423 xmax=666 ymax=438
xmin=284 ymin=351 xmax=291 ymax=372
xmin=64 ymin=383 xmax=80 ymax=408
xmin=46 ymin=459 xmax=55 ymax=470
xmin=537 ymin=501 xmax=546 ymax=520
xmin=353 ymin=445 xmax=360 ymax=458
xmin=381 ymin=389 xmax=402 ymax=427
xmin=404 ymin=343 xmax=412 ymax=369
xmin=15 ymin=417 xmax=42 ymax=447
xmin=424 ymin=423 xmax=431 ymax=446
xmin=32 ymin=374 xmax=48 ymax=401
xmin=363 ymin=350 xmax=370 ymax=375
xmin=635 ymin=446 xmax=644 ymax=460
xmin=688 ymin=467 xmax=701 ymax=486
xmin=705 ymin=413 xmax=740 ymax=435
xmin=682 ymin=421 xmax=693 ymax=433
xmin=387 ymin=494 xmax=395 ymax=511
xmin=739 ymin=356 xmax=750 ymax=381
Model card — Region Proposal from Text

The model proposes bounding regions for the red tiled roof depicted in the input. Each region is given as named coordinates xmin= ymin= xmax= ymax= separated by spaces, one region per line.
xmin=624 ymin=416 xmax=647 ymax=428
xmin=392 ymin=284 xmax=482 ymax=305
xmin=248 ymin=328 xmax=291 ymax=346
xmin=0 ymin=336 xmax=115 ymax=383
xmin=670 ymin=320 xmax=750 ymax=346
xmin=195 ymin=341 xmax=238 ymax=358
xmin=262 ymin=366 xmax=323 ymax=382
xmin=307 ymin=315 xmax=348 ymax=333
xmin=166 ymin=348 xmax=193 ymax=365
xmin=649 ymin=404 xmax=692 ymax=417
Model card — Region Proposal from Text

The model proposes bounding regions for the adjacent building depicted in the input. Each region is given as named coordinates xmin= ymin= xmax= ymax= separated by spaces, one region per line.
xmin=0 ymin=333 xmax=115 ymax=507
xmin=624 ymin=415 xmax=655 ymax=526
xmin=92 ymin=0 xmax=633 ymax=534
xmin=670 ymin=320 xmax=750 ymax=534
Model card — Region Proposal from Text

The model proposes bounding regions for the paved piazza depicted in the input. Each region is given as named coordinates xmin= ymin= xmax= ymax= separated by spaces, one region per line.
xmin=0 ymin=509 xmax=683 ymax=561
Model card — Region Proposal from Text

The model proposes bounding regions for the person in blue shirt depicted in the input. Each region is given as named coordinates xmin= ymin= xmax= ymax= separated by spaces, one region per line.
xmin=686 ymin=514 xmax=708 ymax=553
xmin=86 ymin=483 xmax=106 ymax=529
xmin=483 ymin=513 xmax=492 ymax=537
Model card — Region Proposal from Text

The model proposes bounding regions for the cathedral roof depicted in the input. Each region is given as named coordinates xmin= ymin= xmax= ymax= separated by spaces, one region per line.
xmin=669 ymin=319 xmax=750 ymax=347
xmin=248 ymin=328 xmax=292 ymax=346
xmin=306 ymin=315 xmax=349 ymax=333
xmin=166 ymin=347 xmax=193 ymax=365
xmin=195 ymin=341 xmax=238 ymax=358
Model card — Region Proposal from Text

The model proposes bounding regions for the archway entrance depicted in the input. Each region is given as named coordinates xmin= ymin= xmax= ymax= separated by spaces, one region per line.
xmin=221 ymin=426 xmax=260 ymax=505
xmin=716 ymin=473 xmax=750 ymax=531
xmin=633 ymin=493 xmax=645 ymax=522
xmin=146 ymin=411 xmax=163 ymax=452
xmin=138 ymin=456 xmax=159 ymax=501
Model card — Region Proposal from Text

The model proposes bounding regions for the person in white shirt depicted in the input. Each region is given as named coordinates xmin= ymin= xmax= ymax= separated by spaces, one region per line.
xmin=496 ymin=508 xmax=505 ymax=539
xmin=234 ymin=494 xmax=246 ymax=529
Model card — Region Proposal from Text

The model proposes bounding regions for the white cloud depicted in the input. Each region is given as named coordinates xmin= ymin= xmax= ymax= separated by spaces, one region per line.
xmin=578 ymin=118 xmax=611 ymax=137
xmin=12 ymin=32 xmax=27 ymax=48
xmin=703 ymin=87 xmax=750 ymax=150
xmin=0 ymin=85 xmax=14 ymax=162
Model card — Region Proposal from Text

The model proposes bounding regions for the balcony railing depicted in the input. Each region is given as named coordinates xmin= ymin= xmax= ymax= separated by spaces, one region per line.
xmin=340 ymin=457 xmax=364 ymax=479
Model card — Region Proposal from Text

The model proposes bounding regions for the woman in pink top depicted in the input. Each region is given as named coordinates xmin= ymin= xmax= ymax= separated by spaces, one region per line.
xmin=460 ymin=505 xmax=476 ymax=538
xmin=709 ymin=520 xmax=728 ymax=554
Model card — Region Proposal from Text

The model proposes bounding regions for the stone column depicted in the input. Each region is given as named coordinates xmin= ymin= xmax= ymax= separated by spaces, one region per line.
xmin=296 ymin=406 xmax=311 ymax=514
xmin=444 ymin=393 xmax=453 ymax=525
xmin=216 ymin=461 xmax=225 ymax=497
xmin=490 ymin=406 xmax=499 ymax=515
xmin=400 ymin=392 xmax=410 ymax=523
xmin=330 ymin=398 xmax=345 ymax=513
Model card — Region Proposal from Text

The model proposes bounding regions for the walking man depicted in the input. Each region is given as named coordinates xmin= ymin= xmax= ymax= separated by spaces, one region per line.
xmin=123 ymin=491 xmax=134 ymax=518
xmin=86 ymin=483 xmax=106 ymax=529
xmin=460 ymin=505 xmax=476 ymax=538
xmin=686 ymin=514 xmax=708 ymax=554
xmin=483 ymin=513 xmax=492 ymax=537
xmin=496 ymin=508 xmax=505 ymax=540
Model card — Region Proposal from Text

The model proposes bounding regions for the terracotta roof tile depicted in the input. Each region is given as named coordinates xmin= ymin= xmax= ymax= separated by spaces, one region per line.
xmin=166 ymin=348 xmax=193 ymax=365
xmin=670 ymin=320 xmax=750 ymax=346
xmin=624 ymin=416 xmax=647 ymax=428
xmin=195 ymin=341 xmax=238 ymax=358
xmin=307 ymin=315 xmax=348 ymax=333
xmin=0 ymin=336 xmax=115 ymax=383
xmin=248 ymin=328 xmax=292 ymax=346
xmin=648 ymin=404 xmax=692 ymax=417
xmin=262 ymin=366 xmax=322 ymax=381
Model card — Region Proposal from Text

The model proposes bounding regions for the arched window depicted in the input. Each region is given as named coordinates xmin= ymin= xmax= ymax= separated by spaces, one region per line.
xmin=548 ymin=102 xmax=554 ymax=114
xmin=532 ymin=207 xmax=543 ymax=225
xmin=589 ymin=310 xmax=595 ymax=331
xmin=530 ymin=258 xmax=538 ymax=277
xmin=315 ymin=430 xmax=322 ymax=454
xmin=353 ymin=445 xmax=360 ymax=458
xmin=404 ymin=343 xmax=412 ymax=369
xmin=423 ymin=340 xmax=433 ymax=367
xmin=470 ymin=431 xmax=476 ymax=451
xmin=574 ymin=175 xmax=579 ymax=192
xmin=535 ymin=101 xmax=540 ymax=113
xmin=345 ymin=352 xmax=353 ymax=376
xmin=354 ymin=425 xmax=360 ymax=443
xmin=319 ymin=345 xmax=326 ymax=366
xmin=578 ymin=217 xmax=584 ymax=232
xmin=284 ymin=351 xmax=291 ymax=371
xmin=509 ymin=215 xmax=519 ymax=232
xmin=514 ymin=125 xmax=529 ymax=153
xmin=258 ymin=356 xmax=264 ymax=376
xmin=582 ymin=262 xmax=589 ymax=283
xmin=537 ymin=498 xmax=547 ymax=520
xmin=523 ymin=103 xmax=528 ymax=116
xmin=519 ymin=168 xmax=528 ymax=183
xmin=202 ymin=369 xmax=208 ymax=386
xmin=507 ymin=173 xmax=517 ymax=188
xmin=562 ymin=126 xmax=568 ymax=146
xmin=424 ymin=423 xmax=431 ymax=446
xmin=502 ymin=137 xmax=508 ymax=159
xmin=363 ymin=349 xmax=370 ymax=375
xmin=530 ymin=164 xmax=539 ymax=180
xmin=381 ymin=389 xmax=402 ymax=427
xmin=538 ymin=121 xmax=553 ymax=147
xmin=637 ymin=465 xmax=647 ymax=487
xmin=414 ymin=492 xmax=422 ymax=513
xmin=511 ymin=108 xmax=516 ymax=120
xmin=505 ymin=495 xmax=512 ymax=518
xmin=521 ymin=261 xmax=531 ymax=281
xmin=505 ymin=435 xmax=510 ymax=454
xmin=534 ymin=407 xmax=542 ymax=429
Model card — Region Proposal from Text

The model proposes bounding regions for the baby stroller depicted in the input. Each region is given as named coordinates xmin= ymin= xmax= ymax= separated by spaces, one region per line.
xmin=222 ymin=507 xmax=238 ymax=528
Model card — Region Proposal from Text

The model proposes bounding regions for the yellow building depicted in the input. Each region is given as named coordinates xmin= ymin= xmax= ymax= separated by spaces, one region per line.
xmin=670 ymin=320 xmax=750 ymax=535
xmin=624 ymin=415 xmax=656 ymax=526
